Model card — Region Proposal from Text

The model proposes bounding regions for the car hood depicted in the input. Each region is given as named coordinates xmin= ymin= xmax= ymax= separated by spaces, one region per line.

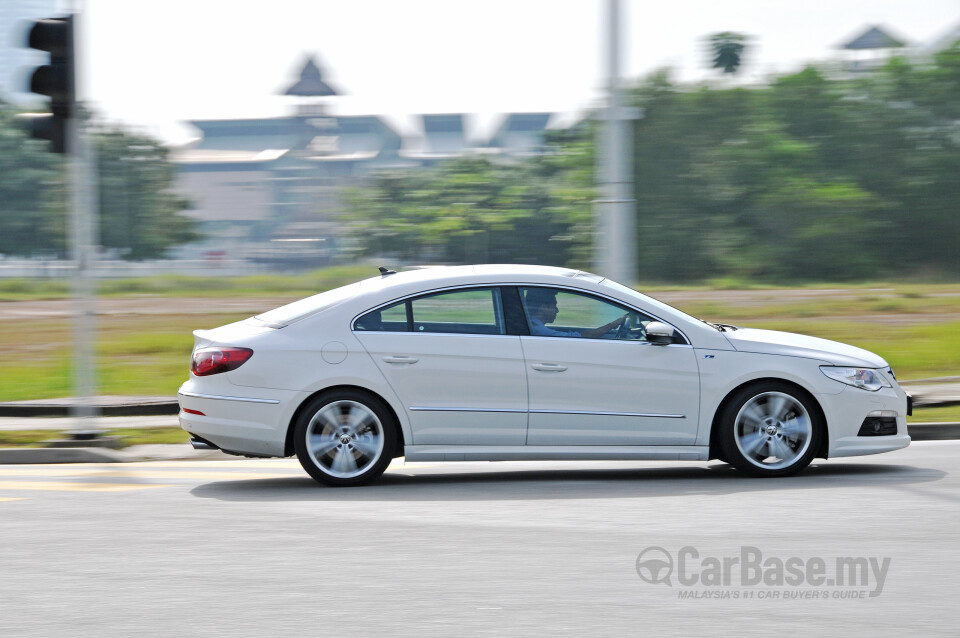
xmin=723 ymin=328 xmax=888 ymax=368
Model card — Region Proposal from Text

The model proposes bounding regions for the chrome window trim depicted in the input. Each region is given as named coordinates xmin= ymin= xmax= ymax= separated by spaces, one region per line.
xmin=359 ymin=332 xmax=521 ymax=341
xmin=517 ymin=335 xmax=693 ymax=349
xmin=351 ymin=282 xmax=690 ymax=344
xmin=352 ymin=285 xmax=506 ymax=335
xmin=178 ymin=391 xmax=280 ymax=405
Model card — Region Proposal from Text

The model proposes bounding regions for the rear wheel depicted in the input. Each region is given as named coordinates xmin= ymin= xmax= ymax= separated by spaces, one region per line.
xmin=718 ymin=382 xmax=823 ymax=477
xmin=294 ymin=391 xmax=396 ymax=486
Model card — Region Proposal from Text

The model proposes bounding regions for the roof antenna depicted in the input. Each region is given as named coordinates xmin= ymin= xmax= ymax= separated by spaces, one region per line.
xmin=378 ymin=266 xmax=397 ymax=276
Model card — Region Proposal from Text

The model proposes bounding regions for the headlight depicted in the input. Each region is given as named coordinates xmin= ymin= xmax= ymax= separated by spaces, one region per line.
xmin=819 ymin=366 xmax=891 ymax=392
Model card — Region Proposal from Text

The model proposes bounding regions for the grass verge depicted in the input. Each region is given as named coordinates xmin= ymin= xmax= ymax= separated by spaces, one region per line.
xmin=0 ymin=427 xmax=189 ymax=448
xmin=1 ymin=271 xmax=958 ymax=401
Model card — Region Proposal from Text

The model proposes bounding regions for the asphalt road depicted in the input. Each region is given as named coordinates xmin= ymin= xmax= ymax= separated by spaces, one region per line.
xmin=0 ymin=442 xmax=957 ymax=637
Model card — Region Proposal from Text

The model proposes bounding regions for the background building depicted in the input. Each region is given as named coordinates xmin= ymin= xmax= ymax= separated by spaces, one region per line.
xmin=171 ymin=56 xmax=556 ymax=266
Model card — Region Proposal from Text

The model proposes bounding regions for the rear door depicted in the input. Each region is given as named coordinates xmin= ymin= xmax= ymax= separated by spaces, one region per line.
xmin=354 ymin=287 xmax=529 ymax=446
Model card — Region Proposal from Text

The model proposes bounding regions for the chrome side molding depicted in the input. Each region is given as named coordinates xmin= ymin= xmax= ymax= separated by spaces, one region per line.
xmin=178 ymin=391 xmax=280 ymax=405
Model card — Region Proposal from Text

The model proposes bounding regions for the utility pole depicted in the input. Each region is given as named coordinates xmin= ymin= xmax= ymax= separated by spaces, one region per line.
xmin=594 ymin=0 xmax=638 ymax=285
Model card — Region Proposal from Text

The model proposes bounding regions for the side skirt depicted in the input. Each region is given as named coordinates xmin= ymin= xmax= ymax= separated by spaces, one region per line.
xmin=403 ymin=445 xmax=710 ymax=462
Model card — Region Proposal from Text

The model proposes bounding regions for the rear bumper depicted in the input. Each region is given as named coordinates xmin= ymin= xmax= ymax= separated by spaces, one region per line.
xmin=177 ymin=381 xmax=300 ymax=457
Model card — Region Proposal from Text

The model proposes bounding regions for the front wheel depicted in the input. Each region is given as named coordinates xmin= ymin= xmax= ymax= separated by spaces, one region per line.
xmin=294 ymin=391 xmax=397 ymax=486
xmin=718 ymin=382 xmax=823 ymax=478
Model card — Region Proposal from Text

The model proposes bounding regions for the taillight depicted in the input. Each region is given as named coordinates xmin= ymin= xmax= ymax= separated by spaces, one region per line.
xmin=191 ymin=346 xmax=253 ymax=376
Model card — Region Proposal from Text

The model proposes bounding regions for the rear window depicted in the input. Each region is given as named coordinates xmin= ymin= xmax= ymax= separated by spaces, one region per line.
xmin=255 ymin=282 xmax=364 ymax=326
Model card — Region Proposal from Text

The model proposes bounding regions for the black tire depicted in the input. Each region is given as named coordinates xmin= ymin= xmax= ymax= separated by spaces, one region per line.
xmin=717 ymin=381 xmax=824 ymax=478
xmin=294 ymin=390 xmax=397 ymax=487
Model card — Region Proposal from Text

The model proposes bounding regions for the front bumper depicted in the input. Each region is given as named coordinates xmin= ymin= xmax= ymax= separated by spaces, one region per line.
xmin=829 ymin=433 xmax=911 ymax=458
xmin=819 ymin=383 xmax=911 ymax=458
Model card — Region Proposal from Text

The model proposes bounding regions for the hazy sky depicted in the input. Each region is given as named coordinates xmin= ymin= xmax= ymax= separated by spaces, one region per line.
xmin=75 ymin=0 xmax=959 ymax=144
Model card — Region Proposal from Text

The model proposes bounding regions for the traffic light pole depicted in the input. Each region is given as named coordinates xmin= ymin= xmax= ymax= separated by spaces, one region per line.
xmin=66 ymin=115 xmax=102 ymax=438
xmin=23 ymin=11 xmax=103 ymax=441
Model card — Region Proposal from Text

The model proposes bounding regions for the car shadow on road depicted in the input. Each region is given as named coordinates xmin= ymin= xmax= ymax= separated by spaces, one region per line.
xmin=189 ymin=461 xmax=947 ymax=503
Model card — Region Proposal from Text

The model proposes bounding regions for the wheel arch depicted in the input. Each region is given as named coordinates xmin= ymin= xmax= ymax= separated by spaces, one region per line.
xmin=708 ymin=377 xmax=829 ymax=461
xmin=284 ymin=384 xmax=406 ymax=457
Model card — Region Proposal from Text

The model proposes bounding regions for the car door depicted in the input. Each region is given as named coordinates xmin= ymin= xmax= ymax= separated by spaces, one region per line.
xmin=353 ymin=287 xmax=528 ymax=446
xmin=518 ymin=287 xmax=700 ymax=446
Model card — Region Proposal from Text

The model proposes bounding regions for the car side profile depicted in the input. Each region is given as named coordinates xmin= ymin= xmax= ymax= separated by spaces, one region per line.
xmin=178 ymin=265 xmax=911 ymax=486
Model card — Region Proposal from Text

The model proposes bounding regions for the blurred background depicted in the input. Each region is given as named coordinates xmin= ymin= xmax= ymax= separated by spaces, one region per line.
xmin=1 ymin=1 xmax=959 ymax=413
xmin=2 ymin=0 xmax=958 ymax=278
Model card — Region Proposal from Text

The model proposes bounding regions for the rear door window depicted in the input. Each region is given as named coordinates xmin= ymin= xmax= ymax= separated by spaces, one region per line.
xmin=410 ymin=288 xmax=505 ymax=335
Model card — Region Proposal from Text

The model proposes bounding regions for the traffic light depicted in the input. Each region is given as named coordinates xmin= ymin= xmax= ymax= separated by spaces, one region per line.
xmin=23 ymin=15 xmax=74 ymax=154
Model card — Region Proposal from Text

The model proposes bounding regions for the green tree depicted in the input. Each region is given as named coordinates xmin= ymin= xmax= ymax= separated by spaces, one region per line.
xmin=630 ymin=71 xmax=761 ymax=280
xmin=341 ymin=153 xmax=594 ymax=267
xmin=0 ymin=106 xmax=198 ymax=260
xmin=339 ymin=46 xmax=960 ymax=282
xmin=708 ymin=32 xmax=749 ymax=75
xmin=0 ymin=102 xmax=67 ymax=256
xmin=94 ymin=128 xmax=198 ymax=259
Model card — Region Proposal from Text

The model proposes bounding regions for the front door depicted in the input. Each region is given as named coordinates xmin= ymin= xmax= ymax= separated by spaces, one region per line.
xmin=518 ymin=287 xmax=700 ymax=446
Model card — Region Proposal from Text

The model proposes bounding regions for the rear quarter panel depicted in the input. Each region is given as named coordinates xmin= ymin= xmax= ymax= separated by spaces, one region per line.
xmin=224 ymin=307 xmax=413 ymax=447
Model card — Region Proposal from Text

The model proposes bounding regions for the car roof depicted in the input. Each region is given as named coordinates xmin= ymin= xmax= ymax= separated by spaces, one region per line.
xmin=253 ymin=265 xmax=608 ymax=327
xmin=358 ymin=264 xmax=603 ymax=294
xmin=256 ymin=263 xmax=720 ymax=346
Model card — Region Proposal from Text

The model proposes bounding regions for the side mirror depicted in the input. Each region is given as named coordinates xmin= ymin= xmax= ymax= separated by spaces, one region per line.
xmin=646 ymin=321 xmax=675 ymax=345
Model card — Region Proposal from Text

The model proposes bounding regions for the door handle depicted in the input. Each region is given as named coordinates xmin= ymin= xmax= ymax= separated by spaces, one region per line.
xmin=383 ymin=355 xmax=419 ymax=364
xmin=532 ymin=363 xmax=568 ymax=372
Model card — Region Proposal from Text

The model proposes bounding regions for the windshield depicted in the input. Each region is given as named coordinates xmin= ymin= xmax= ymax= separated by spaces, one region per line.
xmin=599 ymin=278 xmax=701 ymax=325
xmin=254 ymin=281 xmax=364 ymax=326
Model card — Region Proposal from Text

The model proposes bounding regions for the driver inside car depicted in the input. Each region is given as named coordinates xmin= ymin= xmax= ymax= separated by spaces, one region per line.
xmin=524 ymin=288 xmax=628 ymax=338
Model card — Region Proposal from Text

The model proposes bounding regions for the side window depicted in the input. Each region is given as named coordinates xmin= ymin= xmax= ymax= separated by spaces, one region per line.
xmin=410 ymin=288 xmax=505 ymax=335
xmin=519 ymin=287 xmax=653 ymax=340
xmin=355 ymin=300 xmax=408 ymax=332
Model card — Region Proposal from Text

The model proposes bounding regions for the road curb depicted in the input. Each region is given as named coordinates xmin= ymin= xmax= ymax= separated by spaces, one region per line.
xmin=0 ymin=398 xmax=179 ymax=418
xmin=907 ymin=423 xmax=960 ymax=441
xmin=0 ymin=447 xmax=129 ymax=464
xmin=0 ymin=444 xmax=229 ymax=464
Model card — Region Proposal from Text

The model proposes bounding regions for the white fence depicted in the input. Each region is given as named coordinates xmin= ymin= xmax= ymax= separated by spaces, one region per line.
xmin=0 ymin=259 xmax=271 ymax=279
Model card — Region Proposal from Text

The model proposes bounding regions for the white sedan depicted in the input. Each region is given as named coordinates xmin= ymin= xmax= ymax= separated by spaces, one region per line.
xmin=178 ymin=265 xmax=911 ymax=486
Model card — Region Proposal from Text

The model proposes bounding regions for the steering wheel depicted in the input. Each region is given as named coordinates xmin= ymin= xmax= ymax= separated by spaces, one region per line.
xmin=614 ymin=313 xmax=634 ymax=339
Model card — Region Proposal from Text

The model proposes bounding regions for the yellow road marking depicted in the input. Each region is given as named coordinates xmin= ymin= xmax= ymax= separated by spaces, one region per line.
xmin=122 ymin=459 xmax=436 ymax=469
xmin=0 ymin=497 xmax=27 ymax=502
xmin=0 ymin=460 xmax=303 ymax=470
xmin=0 ymin=481 xmax=172 ymax=492
xmin=106 ymin=471 xmax=297 ymax=480
xmin=0 ymin=468 xmax=428 ymax=480
xmin=0 ymin=459 xmax=439 ymax=486
xmin=6 ymin=460 xmax=436 ymax=471
xmin=0 ymin=468 xmax=301 ymax=480
xmin=124 ymin=460 xmax=303 ymax=469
